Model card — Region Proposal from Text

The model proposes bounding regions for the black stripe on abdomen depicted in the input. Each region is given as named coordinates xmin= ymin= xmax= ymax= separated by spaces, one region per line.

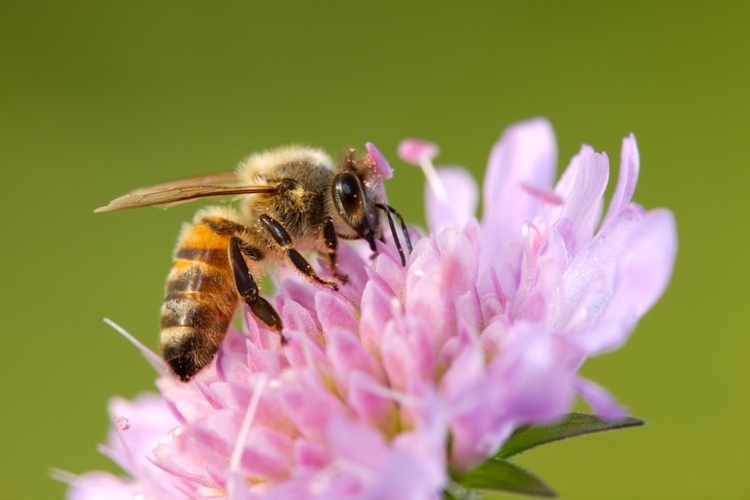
xmin=166 ymin=265 xmax=227 ymax=296
xmin=160 ymin=298 xmax=220 ymax=329
xmin=175 ymin=247 xmax=229 ymax=265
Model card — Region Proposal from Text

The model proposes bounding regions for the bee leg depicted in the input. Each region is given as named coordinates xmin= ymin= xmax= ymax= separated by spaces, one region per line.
xmin=322 ymin=216 xmax=348 ymax=284
xmin=259 ymin=214 xmax=339 ymax=291
xmin=228 ymin=237 xmax=285 ymax=337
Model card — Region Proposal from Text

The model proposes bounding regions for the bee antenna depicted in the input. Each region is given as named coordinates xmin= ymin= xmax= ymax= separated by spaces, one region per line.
xmin=375 ymin=203 xmax=412 ymax=266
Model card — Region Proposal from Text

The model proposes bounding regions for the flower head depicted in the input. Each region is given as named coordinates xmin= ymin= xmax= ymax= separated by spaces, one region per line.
xmin=64 ymin=119 xmax=676 ymax=499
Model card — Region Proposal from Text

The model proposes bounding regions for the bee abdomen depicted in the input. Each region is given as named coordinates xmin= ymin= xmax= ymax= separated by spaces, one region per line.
xmin=160 ymin=223 xmax=239 ymax=381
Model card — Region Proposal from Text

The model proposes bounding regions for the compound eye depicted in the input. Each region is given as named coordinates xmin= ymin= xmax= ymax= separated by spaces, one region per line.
xmin=333 ymin=172 xmax=364 ymax=219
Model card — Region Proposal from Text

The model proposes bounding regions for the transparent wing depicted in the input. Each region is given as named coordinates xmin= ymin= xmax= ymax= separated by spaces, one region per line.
xmin=95 ymin=171 xmax=276 ymax=212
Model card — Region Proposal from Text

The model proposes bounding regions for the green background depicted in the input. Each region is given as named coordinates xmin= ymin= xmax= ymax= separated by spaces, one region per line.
xmin=1 ymin=2 xmax=747 ymax=499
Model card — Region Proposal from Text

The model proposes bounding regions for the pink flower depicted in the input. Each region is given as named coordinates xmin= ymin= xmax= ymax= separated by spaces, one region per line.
xmin=63 ymin=119 xmax=676 ymax=499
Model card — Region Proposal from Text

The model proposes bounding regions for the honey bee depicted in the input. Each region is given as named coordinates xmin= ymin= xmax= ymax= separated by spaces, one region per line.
xmin=96 ymin=145 xmax=411 ymax=382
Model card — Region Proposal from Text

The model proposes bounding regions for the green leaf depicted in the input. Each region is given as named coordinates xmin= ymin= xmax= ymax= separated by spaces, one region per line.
xmin=496 ymin=412 xmax=645 ymax=460
xmin=452 ymin=459 xmax=556 ymax=497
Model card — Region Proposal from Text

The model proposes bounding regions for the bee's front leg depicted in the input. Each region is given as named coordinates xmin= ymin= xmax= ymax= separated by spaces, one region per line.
xmin=322 ymin=216 xmax=348 ymax=284
xmin=258 ymin=214 xmax=339 ymax=291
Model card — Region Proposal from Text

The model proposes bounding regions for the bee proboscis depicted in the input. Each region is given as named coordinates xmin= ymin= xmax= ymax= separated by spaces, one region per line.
xmin=96 ymin=145 xmax=411 ymax=381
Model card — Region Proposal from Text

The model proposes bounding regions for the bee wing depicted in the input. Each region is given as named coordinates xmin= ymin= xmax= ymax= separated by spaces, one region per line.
xmin=95 ymin=171 xmax=276 ymax=212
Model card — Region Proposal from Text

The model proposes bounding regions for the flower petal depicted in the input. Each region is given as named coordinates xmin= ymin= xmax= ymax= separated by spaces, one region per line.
xmin=481 ymin=118 xmax=557 ymax=257
xmin=366 ymin=142 xmax=393 ymax=180
xmin=603 ymin=133 xmax=640 ymax=227
xmin=557 ymin=204 xmax=646 ymax=337
xmin=65 ymin=472 xmax=143 ymax=500
xmin=557 ymin=152 xmax=609 ymax=250
xmin=573 ymin=208 xmax=678 ymax=354
xmin=426 ymin=167 xmax=478 ymax=234
xmin=574 ymin=376 xmax=628 ymax=419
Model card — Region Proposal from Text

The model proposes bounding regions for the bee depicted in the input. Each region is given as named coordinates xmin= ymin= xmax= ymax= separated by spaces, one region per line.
xmin=96 ymin=145 xmax=411 ymax=382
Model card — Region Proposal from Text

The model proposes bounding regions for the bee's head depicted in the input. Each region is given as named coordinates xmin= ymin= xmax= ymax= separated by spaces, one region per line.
xmin=331 ymin=168 xmax=381 ymax=252
xmin=331 ymin=147 xmax=412 ymax=266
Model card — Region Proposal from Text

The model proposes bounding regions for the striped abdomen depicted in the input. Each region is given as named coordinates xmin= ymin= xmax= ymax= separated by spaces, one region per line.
xmin=160 ymin=218 xmax=239 ymax=381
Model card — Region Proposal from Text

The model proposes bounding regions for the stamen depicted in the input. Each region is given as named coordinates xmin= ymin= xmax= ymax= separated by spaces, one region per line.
xmin=229 ymin=374 xmax=268 ymax=472
xmin=49 ymin=468 xmax=79 ymax=485
xmin=113 ymin=416 xmax=137 ymax=471
xmin=115 ymin=416 xmax=131 ymax=431
xmin=111 ymin=412 xmax=158 ymax=500
xmin=397 ymin=139 xmax=449 ymax=204
xmin=104 ymin=318 xmax=167 ymax=375
xmin=520 ymin=182 xmax=564 ymax=205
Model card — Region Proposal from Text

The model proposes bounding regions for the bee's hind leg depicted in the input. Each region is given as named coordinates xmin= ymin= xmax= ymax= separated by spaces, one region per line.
xmin=228 ymin=237 xmax=285 ymax=338
xmin=259 ymin=214 xmax=339 ymax=291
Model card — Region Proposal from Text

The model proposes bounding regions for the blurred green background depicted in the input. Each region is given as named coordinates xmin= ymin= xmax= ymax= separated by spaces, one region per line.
xmin=1 ymin=1 xmax=747 ymax=498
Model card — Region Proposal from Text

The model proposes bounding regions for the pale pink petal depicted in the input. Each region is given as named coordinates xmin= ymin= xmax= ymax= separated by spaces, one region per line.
xmin=572 ymin=208 xmax=678 ymax=354
xmin=170 ymin=398 xmax=215 ymax=424
xmin=436 ymin=223 xmax=479 ymax=298
xmin=65 ymin=472 xmax=143 ymax=500
xmin=282 ymin=333 xmax=328 ymax=371
xmin=150 ymin=437 xmax=223 ymax=489
xmin=456 ymin=290 xmax=482 ymax=333
xmin=209 ymin=382 xmax=295 ymax=435
xmin=365 ymin=142 xmax=393 ymax=179
xmin=557 ymin=152 xmax=610 ymax=249
xmin=327 ymin=413 xmax=447 ymax=500
xmin=480 ymin=118 xmax=557 ymax=264
xmin=245 ymin=340 xmax=287 ymax=374
xmin=293 ymin=439 xmax=331 ymax=469
xmin=557 ymin=145 xmax=595 ymax=196
xmin=402 ymin=314 xmax=438 ymax=381
xmin=236 ymin=428 xmax=295 ymax=480
xmin=557 ymin=204 xmax=646 ymax=336
xmin=516 ymin=220 xmax=569 ymax=328
xmin=315 ymin=292 xmax=359 ymax=338
xmin=329 ymin=243 xmax=371 ymax=304
xmin=276 ymin=372 xmax=348 ymax=443
xmin=358 ymin=276 xmax=397 ymax=353
xmin=327 ymin=414 xmax=389 ymax=472
xmin=359 ymin=451 xmax=444 ymax=500
xmin=216 ymin=342 xmax=254 ymax=383
xmin=574 ymin=376 xmax=628 ymax=419
xmin=279 ymin=297 xmax=321 ymax=339
xmin=491 ymin=324 xmax=577 ymax=423
xmin=478 ymin=239 xmax=523 ymax=299
xmin=346 ymin=372 xmax=399 ymax=435
xmin=371 ymin=251 xmax=407 ymax=299
xmin=380 ymin=323 xmax=414 ymax=393
xmin=104 ymin=394 xmax=176 ymax=476
xmin=531 ymin=144 xmax=596 ymax=241
xmin=327 ymin=327 xmax=385 ymax=385
xmin=426 ymin=167 xmax=478 ymax=234
xmin=226 ymin=470 xmax=257 ymax=500
xmin=439 ymin=341 xmax=485 ymax=400
xmin=603 ymin=133 xmax=640 ymax=227
xmin=405 ymin=257 xmax=454 ymax=349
